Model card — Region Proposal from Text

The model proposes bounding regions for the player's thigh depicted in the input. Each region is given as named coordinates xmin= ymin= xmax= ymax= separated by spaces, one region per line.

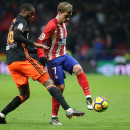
xmin=48 ymin=65 xmax=65 ymax=86
xmin=63 ymin=54 xmax=79 ymax=74
xmin=21 ymin=59 xmax=47 ymax=81
xmin=23 ymin=59 xmax=51 ymax=85
xmin=37 ymin=72 xmax=50 ymax=85
xmin=18 ymin=84 xmax=30 ymax=97
xmin=8 ymin=63 xmax=29 ymax=88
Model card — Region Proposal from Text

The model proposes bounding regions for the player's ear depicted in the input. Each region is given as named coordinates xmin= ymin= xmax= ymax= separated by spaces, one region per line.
xmin=22 ymin=9 xmax=27 ymax=16
xmin=57 ymin=11 xmax=61 ymax=15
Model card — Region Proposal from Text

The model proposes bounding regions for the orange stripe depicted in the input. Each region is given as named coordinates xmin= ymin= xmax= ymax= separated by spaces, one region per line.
xmin=23 ymin=44 xmax=43 ymax=74
xmin=23 ymin=43 xmax=43 ymax=74
xmin=28 ymin=57 xmax=44 ymax=75
xmin=18 ymin=95 xmax=24 ymax=103
xmin=13 ymin=18 xmax=16 ymax=23
xmin=23 ymin=44 xmax=30 ymax=58
xmin=22 ymin=43 xmax=30 ymax=58
xmin=46 ymin=85 xmax=56 ymax=90
xmin=22 ymin=43 xmax=45 ymax=75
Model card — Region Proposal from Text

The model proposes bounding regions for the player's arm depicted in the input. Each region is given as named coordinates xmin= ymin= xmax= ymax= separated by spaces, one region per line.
xmin=37 ymin=22 xmax=55 ymax=65
xmin=26 ymin=45 xmax=37 ymax=54
xmin=37 ymin=40 xmax=48 ymax=66
xmin=37 ymin=33 xmax=48 ymax=66
xmin=37 ymin=37 xmax=46 ymax=58
xmin=14 ymin=29 xmax=33 ymax=45
xmin=13 ymin=29 xmax=49 ymax=50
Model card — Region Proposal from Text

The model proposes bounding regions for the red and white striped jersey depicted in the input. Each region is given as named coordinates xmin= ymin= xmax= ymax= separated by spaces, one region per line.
xmin=37 ymin=17 xmax=67 ymax=61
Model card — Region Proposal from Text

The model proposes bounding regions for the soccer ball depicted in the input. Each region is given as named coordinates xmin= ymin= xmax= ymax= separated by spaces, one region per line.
xmin=92 ymin=96 xmax=108 ymax=112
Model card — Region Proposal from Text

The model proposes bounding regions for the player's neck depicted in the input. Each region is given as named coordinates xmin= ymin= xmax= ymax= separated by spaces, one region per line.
xmin=56 ymin=16 xmax=63 ymax=25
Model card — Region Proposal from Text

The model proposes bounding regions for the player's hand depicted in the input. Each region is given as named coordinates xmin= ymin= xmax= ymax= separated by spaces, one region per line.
xmin=33 ymin=42 xmax=50 ymax=49
xmin=39 ymin=57 xmax=47 ymax=66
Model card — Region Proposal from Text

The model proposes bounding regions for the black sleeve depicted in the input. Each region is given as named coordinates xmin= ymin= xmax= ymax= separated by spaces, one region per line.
xmin=26 ymin=44 xmax=37 ymax=54
xmin=13 ymin=29 xmax=34 ymax=45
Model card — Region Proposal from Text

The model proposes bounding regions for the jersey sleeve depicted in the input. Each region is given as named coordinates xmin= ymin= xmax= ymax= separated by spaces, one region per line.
xmin=37 ymin=21 xmax=55 ymax=58
xmin=14 ymin=18 xmax=27 ymax=33
xmin=13 ymin=18 xmax=33 ymax=45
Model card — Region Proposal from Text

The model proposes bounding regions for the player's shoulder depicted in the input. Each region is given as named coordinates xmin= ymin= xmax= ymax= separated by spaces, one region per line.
xmin=46 ymin=18 xmax=58 ymax=29
xmin=12 ymin=15 xmax=27 ymax=32
xmin=15 ymin=15 xmax=27 ymax=25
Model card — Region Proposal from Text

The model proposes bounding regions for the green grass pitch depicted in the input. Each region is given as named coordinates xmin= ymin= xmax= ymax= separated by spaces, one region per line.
xmin=0 ymin=74 xmax=130 ymax=130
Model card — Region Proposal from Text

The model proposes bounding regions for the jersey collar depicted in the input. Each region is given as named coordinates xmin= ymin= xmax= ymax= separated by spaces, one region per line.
xmin=53 ymin=17 xmax=60 ymax=25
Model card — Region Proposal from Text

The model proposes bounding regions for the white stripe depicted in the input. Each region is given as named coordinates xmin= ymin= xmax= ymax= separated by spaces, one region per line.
xmin=48 ymin=30 xmax=57 ymax=60
xmin=58 ymin=24 xmax=64 ymax=38
xmin=63 ymin=24 xmax=67 ymax=54
xmin=64 ymin=45 xmax=66 ymax=54
xmin=63 ymin=23 xmax=67 ymax=37
xmin=56 ymin=24 xmax=63 ymax=57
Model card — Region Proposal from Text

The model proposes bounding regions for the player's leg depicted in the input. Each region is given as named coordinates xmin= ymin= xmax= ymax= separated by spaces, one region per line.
xmin=73 ymin=64 xmax=93 ymax=109
xmin=52 ymin=84 xmax=65 ymax=116
xmin=47 ymin=58 xmax=68 ymax=125
xmin=37 ymin=71 xmax=85 ymax=121
xmin=50 ymin=84 xmax=64 ymax=125
xmin=18 ymin=58 xmax=63 ymax=123
xmin=0 ymin=85 xmax=30 ymax=124
xmin=0 ymin=61 xmax=30 ymax=124
xmin=64 ymin=54 xmax=93 ymax=110
xmin=41 ymin=78 xmax=85 ymax=118
xmin=47 ymin=58 xmax=66 ymax=124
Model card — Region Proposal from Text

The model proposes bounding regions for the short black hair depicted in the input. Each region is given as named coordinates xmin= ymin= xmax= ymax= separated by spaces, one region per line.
xmin=19 ymin=3 xmax=35 ymax=13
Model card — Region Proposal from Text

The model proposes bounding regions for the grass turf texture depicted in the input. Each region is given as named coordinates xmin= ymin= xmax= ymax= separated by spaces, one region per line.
xmin=0 ymin=74 xmax=130 ymax=130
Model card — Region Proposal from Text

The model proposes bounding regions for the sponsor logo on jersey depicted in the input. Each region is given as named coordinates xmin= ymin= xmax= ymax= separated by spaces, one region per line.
xmin=17 ymin=23 xmax=23 ymax=30
xmin=58 ymin=38 xmax=66 ymax=45
xmin=6 ymin=43 xmax=17 ymax=50
xmin=39 ymin=33 xmax=45 ymax=40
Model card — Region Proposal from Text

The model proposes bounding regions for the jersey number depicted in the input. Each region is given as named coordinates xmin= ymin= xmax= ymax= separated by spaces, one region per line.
xmin=7 ymin=25 xmax=14 ymax=45
xmin=52 ymin=67 xmax=58 ymax=79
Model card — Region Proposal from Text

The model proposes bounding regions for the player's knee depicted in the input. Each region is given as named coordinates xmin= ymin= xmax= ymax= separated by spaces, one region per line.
xmin=18 ymin=93 xmax=30 ymax=103
xmin=43 ymin=78 xmax=54 ymax=87
xmin=23 ymin=93 xmax=30 ymax=101
xmin=73 ymin=65 xmax=83 ymax=74
xmin=57 ymin=85 xmax=65 ymax=93
xmin=60 ymin=87 xmax=64 ymax=93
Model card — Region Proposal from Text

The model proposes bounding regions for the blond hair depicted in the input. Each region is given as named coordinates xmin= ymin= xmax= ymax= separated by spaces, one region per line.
xmin=57 ymin=2 xmax=73 ymax=15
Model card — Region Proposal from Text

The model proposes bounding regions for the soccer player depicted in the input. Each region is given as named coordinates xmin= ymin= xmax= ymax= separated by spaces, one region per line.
xmin=0 ymin=3 xmax=85 ymax=124
xmin=37 ymin=2 xmax=93 ymax=125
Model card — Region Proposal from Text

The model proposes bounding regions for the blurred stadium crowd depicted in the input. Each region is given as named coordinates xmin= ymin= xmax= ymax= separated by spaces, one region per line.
xmin=0 ymin=0 xmax=130 ymax=61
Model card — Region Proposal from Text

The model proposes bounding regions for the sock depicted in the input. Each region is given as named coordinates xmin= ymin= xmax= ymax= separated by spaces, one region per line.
xmin=0 ymin=113 xmax=5 ymax=118
xmin=66 ymin=108 xmax=73 ymax=112
xmin=47 ymin=86 xmax=70 ymax=110
xmin=52 ymin=115 xmax=58 ymax=118
xmin=52 ymin=97 xmax=60 ymax=117
xmin=1 ymin=95 xmax=24 ymax=116
xmin=77 ymin=72 xmax=91 ymax=97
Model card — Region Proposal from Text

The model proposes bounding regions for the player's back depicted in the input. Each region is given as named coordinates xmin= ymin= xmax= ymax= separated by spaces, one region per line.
xmin=6 ymin=15 xmax=30 ymax=65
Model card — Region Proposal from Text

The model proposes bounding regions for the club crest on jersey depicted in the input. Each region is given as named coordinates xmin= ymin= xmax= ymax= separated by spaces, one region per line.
xmin=17 ymin=23 xmax=23 ymax=30
xmin=39 ymin=33 xmax=45 ymax=40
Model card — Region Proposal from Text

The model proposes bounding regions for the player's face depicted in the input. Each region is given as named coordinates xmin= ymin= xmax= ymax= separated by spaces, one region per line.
xmin=24 ymin=8 xmax=35 ymax=23
xmin=58 ymin=11 xmax=71 ymax=24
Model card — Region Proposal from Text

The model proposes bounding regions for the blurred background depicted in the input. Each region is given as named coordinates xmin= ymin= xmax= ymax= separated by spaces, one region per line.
xmin=0 ymin=0 xmax=130 ymax=76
